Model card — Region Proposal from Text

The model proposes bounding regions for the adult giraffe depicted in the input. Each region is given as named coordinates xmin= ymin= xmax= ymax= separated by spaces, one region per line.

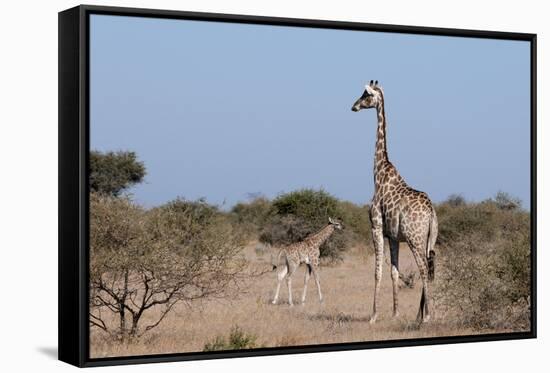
xmin=351 ymin=80 xmax=438 ymax=323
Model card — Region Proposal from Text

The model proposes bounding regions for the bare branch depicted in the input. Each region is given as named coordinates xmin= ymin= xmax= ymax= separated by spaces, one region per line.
xmin=139 ymin=300 xmax=178 ymax=337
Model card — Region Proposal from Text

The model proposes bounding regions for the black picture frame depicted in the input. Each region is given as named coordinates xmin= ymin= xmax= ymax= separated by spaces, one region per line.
xmin=58 ymin=4 xmax=537 ymax=368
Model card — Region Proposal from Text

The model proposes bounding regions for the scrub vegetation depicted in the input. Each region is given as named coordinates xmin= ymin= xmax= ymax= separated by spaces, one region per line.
xmin=89 ymin=150 xmax=531 ymax=357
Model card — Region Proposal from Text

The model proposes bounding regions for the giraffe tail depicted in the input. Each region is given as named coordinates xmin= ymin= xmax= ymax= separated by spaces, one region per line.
xmin=427 ymin=209 xmax=438 ymax=281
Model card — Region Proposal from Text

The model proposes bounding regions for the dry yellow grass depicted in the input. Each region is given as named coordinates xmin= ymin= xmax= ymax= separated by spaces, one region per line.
xmin=90 ymin=242 xmax=491 ymax=358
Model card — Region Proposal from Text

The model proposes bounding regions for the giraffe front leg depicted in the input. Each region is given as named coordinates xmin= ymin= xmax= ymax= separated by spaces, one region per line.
xmin=389 ymin=239 xmax=400 ymax=318
xmin=286 ymin=263 xmax=297 ymax=307
xmin=311 ymin=265 xmax=323 ymax=304
xmin=301 ymin=265 xmax=311 ymax=305
xmin=287 ymin=276 xmax=293 ymax=307
xmin=370 ymin=225 xmax=384 ymax=324
xmin=272 ymin=265 xmax=288 ymax=305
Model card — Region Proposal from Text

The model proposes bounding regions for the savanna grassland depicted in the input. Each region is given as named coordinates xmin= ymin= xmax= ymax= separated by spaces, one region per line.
xmin=89 ymin=151 xmax=531 ymax=358
xmin=91 ymin=242 xmax=470 ymax=358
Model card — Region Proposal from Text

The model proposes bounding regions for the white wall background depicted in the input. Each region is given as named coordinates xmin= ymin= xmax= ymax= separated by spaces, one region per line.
xmin=0 ymin=0 xmax=546 ymax=371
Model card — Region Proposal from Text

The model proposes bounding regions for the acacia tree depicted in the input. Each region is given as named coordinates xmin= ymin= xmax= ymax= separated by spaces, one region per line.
xmin=89 ymin=150 xmax=146 ymax=196
xmin=494 ymin=191 xmax=522 ymax=211
xmin=89 ymin=194 xmax=247 ymax=340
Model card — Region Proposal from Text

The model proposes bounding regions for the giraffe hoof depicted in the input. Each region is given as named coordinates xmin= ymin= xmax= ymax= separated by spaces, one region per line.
xmin=271 ymin=300 xmax=277 ymax=305
xmin=421 ymin=315 xmax=431 ymax=323
xmin=392 ymin=312 xmax=400 ymax=319
xmin=369 ymin=315 xmax=378 ymax=324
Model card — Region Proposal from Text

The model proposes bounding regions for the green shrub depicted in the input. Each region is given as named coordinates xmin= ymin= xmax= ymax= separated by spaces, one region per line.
xmin=445 ymin=193 xmax=466 ymax=207
xmin=231 ymin=197 xmax=274 ymax=238
xmin=90 ymin=150 xmax=146 ymax=196
xmin=259 ymin=189 xmax=348 ymax=261
xmin=435 ymin=193 xmax=531 ymax=332
xmin=436 ymin=232 xmax=530 ymax=331
xmin=259 ymin=214 xmax=310 ymax=246
xmin=337 ymin=200 xmax=371 ymax=244
xmin=153 ymin=198 xmax=220 ymax=244
xmin=271 ymin=188 xmax=341 ymax=219
xmin=437 ymin=192 xmax=528 ymax=247
xmin=493 ymin=191 xmax=522 ymax=211
xmin=203 ymin=326 xmax=258 ymax=351
xmin=232 ymin=197 xmax=272 ymax=225
xmin=496 ymin=215 xmax=531 ymax=307
xmin=436 ymin=202 xmax=499 ymax=245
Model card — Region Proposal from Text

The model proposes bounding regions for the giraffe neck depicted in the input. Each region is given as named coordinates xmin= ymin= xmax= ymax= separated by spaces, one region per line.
xmin=373 ymin=97 xmax=389 ymax=190
xmin=306 ymin=224 xmax=335 ymax=248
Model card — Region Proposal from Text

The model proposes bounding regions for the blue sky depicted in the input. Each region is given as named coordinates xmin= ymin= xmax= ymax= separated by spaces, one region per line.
xmin=90 ymin=15 xmax=531 ymax=209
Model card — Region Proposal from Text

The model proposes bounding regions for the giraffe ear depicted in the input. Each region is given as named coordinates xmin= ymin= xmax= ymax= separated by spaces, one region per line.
xmin=328 ymin=217 xmax=334 ymax=224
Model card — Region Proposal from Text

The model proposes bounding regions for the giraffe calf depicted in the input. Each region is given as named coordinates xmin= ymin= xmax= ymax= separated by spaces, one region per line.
xmin=271 ymin=217 xmax=343 ymax=306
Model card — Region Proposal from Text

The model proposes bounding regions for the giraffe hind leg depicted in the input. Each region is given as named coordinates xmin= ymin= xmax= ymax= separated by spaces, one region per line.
xmin=389 ymin=238 xmax=400 ymax=318
xmin=416 ymin=282 xmax=431 ymax=322
xmin=311 ymin=265 xmax=323 ymax=303
xmin=408 ymin=240 xmax=431 ymax=323
xmin=272 ymin=264 xmax=288 ymax=305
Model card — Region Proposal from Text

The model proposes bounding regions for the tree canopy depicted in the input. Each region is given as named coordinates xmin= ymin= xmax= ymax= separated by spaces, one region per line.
xmin=89 ymin=150 xmax=146 ymax=196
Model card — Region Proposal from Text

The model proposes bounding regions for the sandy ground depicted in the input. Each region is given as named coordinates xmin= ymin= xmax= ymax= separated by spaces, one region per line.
xmin=90 ymin=242 xmax=480 ymax=358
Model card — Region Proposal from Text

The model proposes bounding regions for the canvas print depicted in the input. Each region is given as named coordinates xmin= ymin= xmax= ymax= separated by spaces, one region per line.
xmin=88 ymin=14 xmax=532 ymax=358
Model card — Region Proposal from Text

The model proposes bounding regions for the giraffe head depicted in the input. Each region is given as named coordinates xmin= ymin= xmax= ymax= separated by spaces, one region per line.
xmin=328 ymin=217 xmax=344 ymax=230
xmin=351 ymin=80 xmax=383 ymax=112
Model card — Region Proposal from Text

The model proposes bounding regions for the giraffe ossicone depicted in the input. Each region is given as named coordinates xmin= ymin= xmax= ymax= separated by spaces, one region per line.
xmin=351 ymin=81 xmax=438 ymax=324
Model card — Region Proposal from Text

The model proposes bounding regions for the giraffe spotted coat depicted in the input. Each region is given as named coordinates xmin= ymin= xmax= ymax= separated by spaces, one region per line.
xmin=352 ymin=80 xmax=438 ymax=323
xmin=271 ymin=218 xmax=343 ymax=306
